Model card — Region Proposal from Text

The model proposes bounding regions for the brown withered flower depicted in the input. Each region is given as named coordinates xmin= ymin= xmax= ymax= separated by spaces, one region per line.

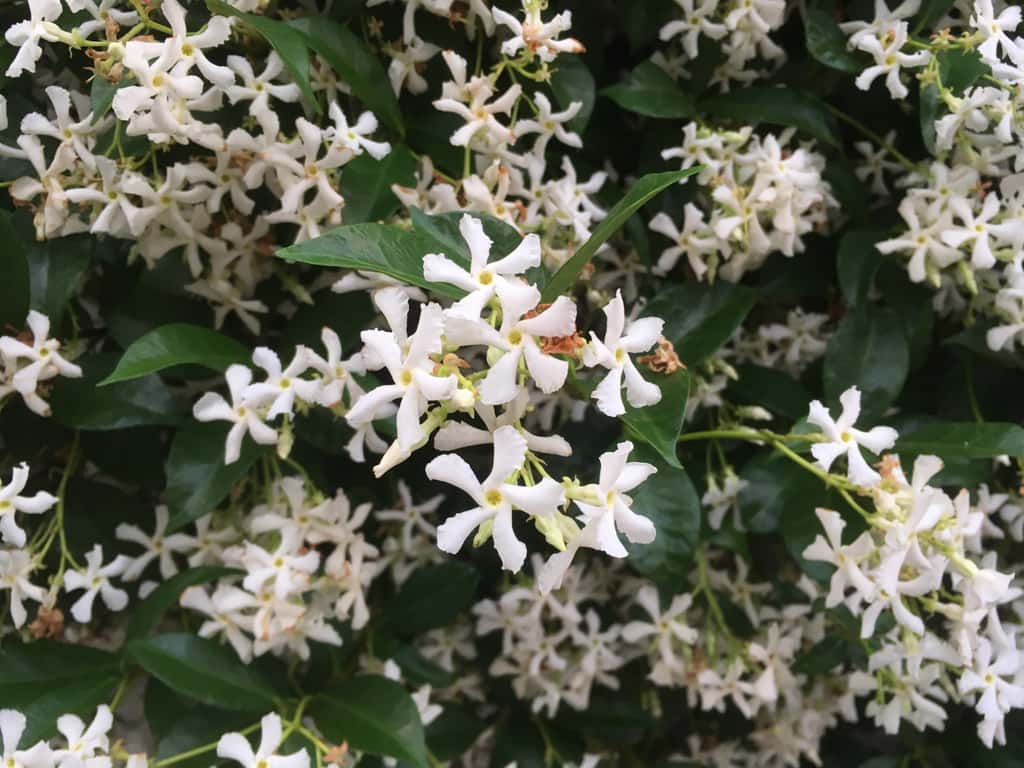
xmin=29 ymin=605 xmax=65 ymax=640
xmin=638 ymin=337 xmax=683 ymax=374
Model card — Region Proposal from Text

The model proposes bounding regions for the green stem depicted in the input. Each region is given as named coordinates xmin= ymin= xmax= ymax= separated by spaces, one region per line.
xmin=823 ymin=103 xmax=917 ymax=173
xmin=152 ymin=722 xmax=261 ymax=767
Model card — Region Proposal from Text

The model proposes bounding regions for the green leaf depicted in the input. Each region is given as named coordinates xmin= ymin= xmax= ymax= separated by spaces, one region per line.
xmin=410 ymin=208 xmax=524 ymax=264
xmin=0 ymin=210 xmax=30 ymax=327
xmin=558 ymin=689 xmax=653 ymax=744
xmin=945 ymin=322 xmax=1024 ymax=370
xmin=700 ymin=86 xmax=838 ymax=147
xmin=728 ymin=364 xmax=810 ymax=422
xmin=823 ymin=307 xmax=909 ymax=423
xmin=208 ymin=0 xmax=317 ymax=110
xmin=90 ymin=76 xmax=128 ymax=123
xmin=805 ymin=4 xmax=863 ymax=73
xmin=913 ymin=0 xmax=956 ymax=34
xmin=381 ymin=561 xmax=480 ymax=636
xmin=100 ymin=324 xmax=250 ymax=386
xmin=877 ymin=264 xmax=934 ymax=370
xmin=312 ymin=676 xmax=428 ymax=768
xmin=426 ymin=705 xmax=486 ymax=762
xmin=920 ymin=82 xmax=941 ymax=154
xmin=837 ymin=229 xmax=885 ymax=307
xmin=128 ymin=633 xmax=278 ymax=711
xmin=896 ymin=422 xmax=1024 ymax=459
xmin=489 ymin=714 xmax=546 ymax=768
xmin=27 ymin=234 xmax=92 ymax=322
xmin=127 ymin=566 xmax=240 ymax=640
xmin=0 ymin=641 xmax=121 ymax=744
xmin=390 ymin=644 xmax=456 ymax=689
xmin=277 ymin=222 xmax=468 ymax=299
xmin=550 ymin=55 xmax=596 ymax=133
xmin=337 ymin=145 xmax=417 ymax=224
xmin=739 ymin=452 xmax=830 ymax=533
xmin=792 ymin=634 xmax=847 ymax=675
xmin=541 ymin=169 xmax=698 ymax=302
xmin=51 ymin=353 xmax=184 ymax=430
xmin=645 ymin=282 xmax=757 ymax=366
xmin=621 ymin=369 xmax=689 ymax=468
xmin=921 ymin=49 xmax=988 ymax=152
xmin=147 ymin=681 xmax=251 ymax=768
xmin=289 ymin=17 xmax=403 ymax=135
xmin=165 ymin=422 xmax=267 ymax=531
xmin=626 ymin=446 xmax=701 ymax=590
xmin=602 ymin=61 xmax=696 ymax=119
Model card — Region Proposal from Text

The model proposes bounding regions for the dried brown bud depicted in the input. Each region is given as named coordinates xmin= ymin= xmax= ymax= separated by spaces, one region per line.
xmin=638 ymin=337 xmax=683 ymax=374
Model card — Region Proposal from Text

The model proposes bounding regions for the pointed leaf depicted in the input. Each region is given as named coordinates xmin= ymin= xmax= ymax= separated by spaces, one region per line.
xmin=621 ymin=369 xmax=689 ymax=468
xmin=700 ymin=86 xmax=838 ymax=146
xmin=602 ymin=61 xmax=695 ymax=118
xmin=127 ymin=566 xmax=241 ymax=639
xmin=896 ymin=422 xmax=1024 ymax=459
xmin=100 ymin=324 xmax=250 ymax=386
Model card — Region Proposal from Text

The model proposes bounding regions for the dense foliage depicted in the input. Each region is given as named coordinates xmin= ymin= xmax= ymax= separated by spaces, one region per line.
xmin=2 ymin=0 xmax=1024 ymax=766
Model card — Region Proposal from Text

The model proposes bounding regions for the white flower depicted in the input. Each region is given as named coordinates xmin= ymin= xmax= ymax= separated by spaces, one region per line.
xmin=940 ymin=193 xmax=1024 ymax=270
xmin=621 ymin=585 xmax=697 ymax=685
xmin=445 ymin=285 xmax=576 ymax=405
xmin=425 ymin=424 xmax=565 ymax=572
xmin=423 ymin=214 xmax=542 ymax=320
xmin=0 ymin=310 xmax=83 ymax=417
xmin=583 ymin=291 xmax=663 ymax=417
xmin=325 ymin=104 xmax=391 ymax=161
xmin=193 ymin=364 xmax=280 ymax=464
xmin=432 ymin=58 xmax=520 ymax=147
xmin=62 ymin=545 xmax=131 ymax=623
xmin=346 ymin=289 xmax=457 ymax=454
xmin=492 ymin=1 xmax=585 ymax=62
xmin=385 ymin=37 xmax=440 ymax=96
xmin=958 ymin=639 xmax=1024 ymax=747
xmin=514 ymin=93 xmax=583 ymax=153
xmin=0 ymin=463 xmax=57 ymax=548
xmin=4 ymin=0 xmax=63 ymax=78
xmin=180 ymin=585 xmax=258 ymax=663
xmin=54 ymin=706 xmax=113 ymax=768
xmin=225 ymin=52 xmax=301 ymax=117
xmin=851 ymin=22 xmax=930 ymax=99
xmin=659 ymin=0 xmax=727 ymax=58
xmin=0 ymin=709 xmax=53 ymax=768
xmin=217 ymin=713 xmax=309 ymax=768
xmin=244 ymin=347 xmax=319 ymax=420
xmin=802 ymin=508 xmax=876 ymax=608
xmin=0 ymin=550 xmax=46 ymax=628
xmin=434 ymin=390 xmax=572 ymax=457
xmin=807 ymin=386 xmax=898 ymax=486
xmin=648 ymin=205 xmax=719 ymax=279
xmin=116 ymin=505 xmax=195 ymax=581
xmin=240 ymin=530 xmax=320 ymax=600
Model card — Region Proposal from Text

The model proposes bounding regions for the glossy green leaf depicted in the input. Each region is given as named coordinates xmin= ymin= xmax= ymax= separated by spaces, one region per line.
xmin=208 ymin=0 xmax=318 ymax=110
xmin=337 ymin=145 xmax=417 ymax=224
xmin=100 ymin=324 xmax=250 ymax=386
xmin=896 ymin=422 xmax=1024 ymax=459
xmin=837 ymin=229 xmax=885 ymax=307
xmin=728 ymin=364 xmax=810 ymax=422
xmin=127 ymin=566 xmax=240 ymax=639
xmin=823 ymin=307 xmax=909 ymax=423
xmin=805 ymin=4 xmax=863 ymax=73
xmin=128 ymin=633 xmax=278 ymax=710
xmin=289 ymin=17 xmax=403 ymax=135
xmin=51 ymin=353 xmax=185 ymax=430
xmin=277 ymin=222 xmax=468 ymax=299
xmin=913 ymin=0 xmax=956 ymax=34
xmin=20 ymin=676 xmax=120 ymax=745
xmin=621 ymin=369 xmax=689 ymax=469
xmin=626 ymin=446 xmax=701 ymax=590
xmin=426 ymin=705 xmax=487 ymax=762
xmin=90 ymin=75 xmax=128 ymax=123
xmin=792 ymin=634 xmax=847 ymax=675
xmin=410 ymin=208 xmax=524 ymax=263
xmin=165 ymin=421 xmax=267 ymax=531
xmin=312 ymin=676 xmax=428 ymax=768
xmin=0 ymin=210 xmax=29 ymax=326
xmin=489 ymin=714 xmax=546 ymax=768
xmin=945 ymin=322 xmax=1024 ymax=370
xmin=381 ymin=561 xmax=480 ymax=636
xmin=602 ymin=61 xmax=696 ymax=119
xmin=541 ymin=169 xmax=698 ymax=302
xmin=26 ymin=234 xmax=92 ymax=323
xmin=550 ymin=55 xmax=596 ymax=133
xmin=740 ymin=452 xmax=830 ymax=534
xmin=645 ymin=282 xmax=757 ymax=366
xmin=700 ymin=86 xmax=838 ymax=146
xmin=0 ymin=641 xmax=121 ymax=699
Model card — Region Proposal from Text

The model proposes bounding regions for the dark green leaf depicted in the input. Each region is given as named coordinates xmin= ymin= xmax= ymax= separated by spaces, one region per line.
xmin=127 ymin=566 xmax=240 ymax=639
xmin=90 ymin=76 xmax=127 ymax=123
xmin=792 ymin=634 xmax=847 ymax=675
xmin=0 ymin=210 xmax=30 ymax=326
xmin=621 ymin=369 xmax=689 ymax=469
xmin=602 ymin=61 xmax=696 ymax=119
xmin=147 ymin=681 xmax=251 ymax=768
xmin=550 ymin=56 xmax=596 ymax=133
xmin=381 ymin=561 xmax=480 ymax=636
xmin=100 ymin=324 xmax=250 ymax=386
xmin=128 ymin=633 xmax=278 ymax=710
xmin=896 ymin=422 xmax=1024 ymax=459
xmin=558 ymin=689 xmax=653 ymax=744
xmin=51 ymin=353 xmax=184 ymax=430
xmin=626 ymin=446 xmax=701 ymax=590
xmin=289 ymin=18 xmax=403 ymax=135
xmin=27 ymin=234 xmax=92 ymax=322
xmin=390 ymin=644 xmax=456 ymax=689
xmin=739 ymin=452 xmax=829 ymax=533
xmin=489 ymin=714 xmax=546 ymax=768
xmin=208 ymin=0 xmax=318 ymax=110
xmin=20 ymin=676 xmax=120 ymax=745
xmin=877 ymin=264 xmax=934 ymax=370
xmin=541 ymin=169 xmax=699 ymax=302
xmin=277 ymin=222 xmax=468 ymax=299
xmin=837 ymin=229 xmax=885 ymax=307
xmin=0 ymin=641 xmax=121 ymax=699
xmin=165 ymin=421 xmax=267 ymax=531
xmin=426 ymin=705 xmax=486 ymax=762
xmin=920 ymin=82 xmax=940 ymax=155
xmin=312 ymin=676 xmax=428 ymax=768
xmin=410 ymin=208 xmax=524 ymax=263
xmin=337 ymin=145 xmax=417 ymax=224
xmin=945 ymin=322 xmax=1024 ymax=370
xmin=646 ymin=282 xmax=757 ymax=366
xmin=913 ymin=0 xmax=955 ymax=33
xmin=805 ymin=5 xmax=863 ymax=73
xmin=728 ymin=364 xmax=810 ymax=421
xmin=700 ymin=86 xmax=838 ymax=146
xmin=823 ymin=307 xmax=909 ymax=423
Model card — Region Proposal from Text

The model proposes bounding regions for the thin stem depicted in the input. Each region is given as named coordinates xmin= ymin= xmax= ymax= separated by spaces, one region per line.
xmin=153 ymin=722 xmax=261 ymax=767
xmin=823 ymin=103 xmax=917 ymax=173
